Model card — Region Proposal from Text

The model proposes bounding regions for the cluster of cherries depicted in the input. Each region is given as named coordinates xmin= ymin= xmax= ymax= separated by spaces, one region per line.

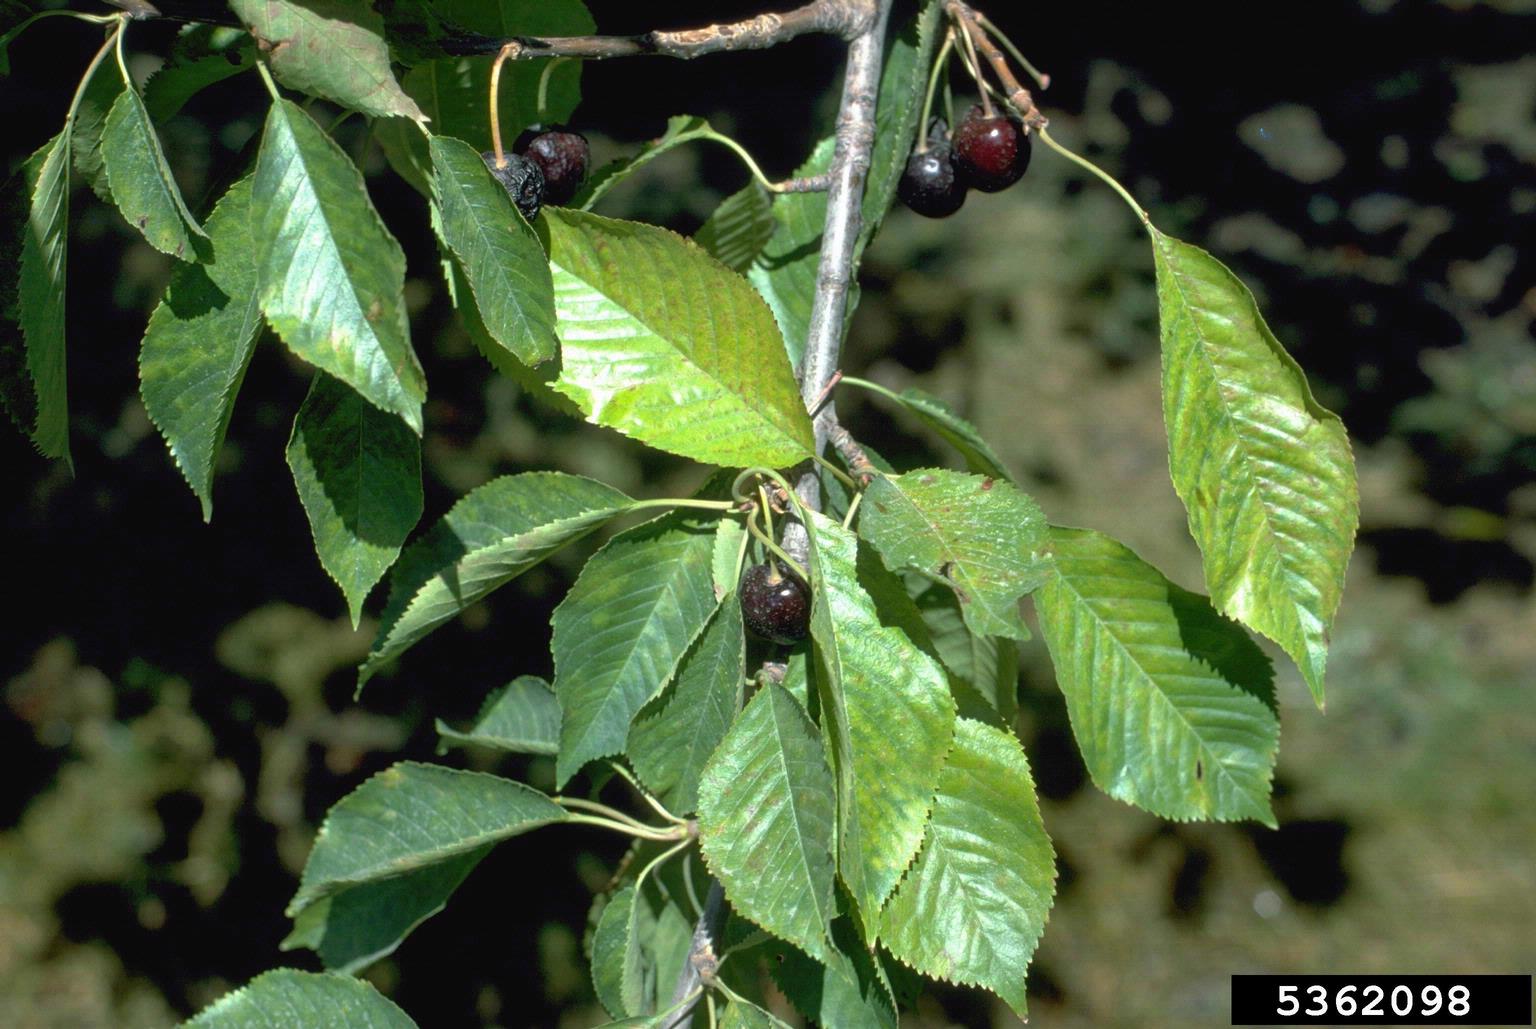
xmin=898 ymin=103 xmax=1032 ymax=218
xmin=482 ymin=125 xmax=591 ymax=222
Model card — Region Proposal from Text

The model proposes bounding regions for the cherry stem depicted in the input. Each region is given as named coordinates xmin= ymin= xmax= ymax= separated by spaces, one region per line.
xmin=1036 ymin=126 xmax=1151 ymax=227
xmin=534 ymin=56 xmax=569 ymax=122
xmin=629 ymin=497 xmax=738 ymax=514
xmin=947 ymin=1 xmax=1043 ymax=128
xmin=812 ymin=452 xmax=858 ymax=493
xmin=976 ymin=13 xmax=1050 ymax=90
xmin=489 ymin=43 xmax=514 ymax=167
xmin=745 ymin=511 xmax=809 ymax=583
xmin=757 ymin=484 xmax=775 ymax=539
xmin=953 ymin=12 xmax=993 ymax=118
xmin=915 ymin=29 xmax=956 ymax=154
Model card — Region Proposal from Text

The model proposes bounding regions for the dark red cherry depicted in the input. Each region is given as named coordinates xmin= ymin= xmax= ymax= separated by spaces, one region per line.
xmin=898 ymin=141 xmax=967 ymax=218
xmin=740 ymin=562 xmax=811 ymax=645
xmin=951 ymin=104 xmax=1031 ymax=193
xmin=514 ymin=124 xmax=590 ymax=207
xmin=481 ymin=150 xmax=544 ymax=222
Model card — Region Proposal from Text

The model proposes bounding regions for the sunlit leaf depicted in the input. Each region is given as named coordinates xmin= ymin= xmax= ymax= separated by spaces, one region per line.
xmin=102 ymin=88 xmax=207 ymax=260
xmin=287 ymin=761 xmax=564 ymax=916
xmin=429 ymin=135 xmax=557 ymax=367
xmin=545 ymin=208 xmax=813 ymax=468
xmin=139 ymin=175 xmax=262 ymax=521
xmin=185 ymin=969 xmax=417 ymax=1028
xmin=698 ymin=683 xmax=837 ymax=963
xmin=253 ymin=98 xmax=426 ymax=432
xmin=436 ymin=675 xmax=560 ymax=755
xmin=860 ymin=469 xmax=1048 ymax=640
xmin=803 ymin=509 xmax=955 ymax=938
xmin=552 ymin=509 xmax=719 ymax=784
xmin=879 ymin=719 xmax=1056 ymax=1019
xmin=1035 ymin=526 xmax=1279 ymax=824
xmin=1153 ymin=229 xmax=1358 ymax=704
xmin=360 ymin=472 xmax=632 ymax=686
xmin=230 ymin=0 xmax=425 ymax=121
xmin=286 ymin=373 xmax=423 ymax=626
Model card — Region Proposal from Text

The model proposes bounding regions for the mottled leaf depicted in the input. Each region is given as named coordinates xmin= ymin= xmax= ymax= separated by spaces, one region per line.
xmin=698 ymin=683 xmax=837 ymax=963
xmin=230 ymin=0 xmax=424 ymax=121
xmin=879 ymin=719 xmax=1056 ymax=1019
xmin=545 ymin=208 xmax=813 ymax=467
xmin=860 ymin=469 xmax=1048 ymax=640
xmin=1035 ymin=526 xmax=1279 ymax=824
xmin=1153 ymin=230 xmax=1358 ymax=705
xmin=803 ymin=509 xmax=956 ymax=938
xmin=102 ymin=88 xmax=207 ymax=260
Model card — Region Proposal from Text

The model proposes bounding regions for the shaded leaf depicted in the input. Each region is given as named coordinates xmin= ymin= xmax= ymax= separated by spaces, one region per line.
xmin=287 ymin=372 xmax=423 ymax=626
xmin=851 ymin=380 xmax=1011 ymax=480
xmin=694 ymin=183 xmax=775 ymax=273
xmin=253 ymin=98 xmax=425 ymax=431
xmin=590 ymin=878 xmax=693 ymax=1019
xmin=628 ymin=593 xmax=746 ymax=814
xmin=860 ymin=469 xmax=1048 ymax=640
xmin=69 ymin=54 xmax=122 ymax=202
xmin=360 ymin=472 xmax=632 ymax=686
xmin=767 ymin=916 xmax=899 ymax=1029
xmin=139 ymin=175 xmax=262 ymax=520
xmin=230 ymin=0 xmax=425 ymax=121
xmin=552 ymin=509 xmax=719 ymax=784
xmin=578 ymin=115 xmax=745 ymax=210
xmin=1034 ymin=526 xmax=1279 ymax=824
xmin=288 ymin=761 xmax=564 ymax=916
xmin=803 ymin=509 xmax=956 ymax=938
xmin=102 ymin=88 xmax=207 ymax=260
xmin=910 ymin=579 xmax=1019 ymax=725
xmin=429 ymin=135 xmax=557 ymax=367
xmin=436 ymin=675 xmax=560 ymax=755
xmin=143 ymin=27 xmax=256 ymax=122
xmin=697 ymin=683 xmax=837 ymax=963
xmin=185 ymin=969 xmax=416 ymax=1027
xmin=8 ymin=133 xmax=71 ymax=460
xmin=545 ymin=208 xmax=813 ymax=467
xmin=719 ymin=998 xmax=793 ymax=1029
xmin=1153 ymin=230 xmax=1357 ymax=705
xmin=281 ymin=845 xmax=486 ymax=973
xmin=879 ymin=719 xmax=1056 ymax=1020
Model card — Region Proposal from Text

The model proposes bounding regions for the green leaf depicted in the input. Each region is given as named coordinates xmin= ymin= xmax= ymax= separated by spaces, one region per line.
xmin=745 ymin=136 xmax=831 ymax=367
xmin=429 ymin=135 xmax=557 ymax=367
xmin=628 ymin=593 xmax=746 ymax=814
xmin=102 ymin=88 xmax=207 ymax=261
xmin=281 ymin=845 xmax=486 ymax=973
xmin=861 ymin=1 xmax=945 ymax=250
xmin=287 ymin=372 xmax=423 ymax=626
xmin=69 ymin=54 xmax=123 ymax=203
xmin=253 ymin=98 xmax=425 ymax=432
xmin=1153 ymin=230 xmax=1358 ymax=704
xmin=230 ymin=0 xmax=424 ymax=121
xmin=694 ymin=183 xmax=775 ymax=273
xmin=436 ymin=675 xmax=560 ymax=755
xmin=552 ymin=509 xmax=719 ymax=784
xmin=878 ymin=719 xmax=1056 ymax=1020
xmin=697 ymin=683 xmax=837 ymax=964
xmin=143 ymin=28 xmax=256 ymax=123
xmin=860 ymin=469 xmax=1048 ymax=640
xmin=854 ymin=381 xmax=1012 ymax=480
xmin=360 ymin=472 xmax=632 ymax=686
xmin=767 ymin=918 xmax=899 ymax=1029
xmin=590 ymin=878 xmax=693 ymax=1019
xmin=803 ymin=509 xmax=956 ymax=938
xmin=711 ymin=516 xmax=748 ymax=600
xmin=590 ymin=885 xmax=638 ymax=1018
xmin=7 ymin=133 xmax=71 ymax=461
xmin=545 ymin=208 xmax=813 ymax=468
xmin=185 ymin=969 xmax=417 ymax=1028
xmin=376 ymin=0 xmax=592 ymax=194
xmin=139 ymin=175 xmax=262 ymax=521
xmin=1034 ymin=526 xmax=1279 ymax=824
xmin=911 ymin=579 xmax=1019 ymax=725
xmin=719 ymin=999 xmax=793 ymax=1029
xmin=288 ymin=761 xmax=564 ymax=917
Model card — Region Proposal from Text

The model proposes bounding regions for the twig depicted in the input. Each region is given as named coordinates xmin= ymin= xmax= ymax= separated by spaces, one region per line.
xmin=479 ymin=1 xmax=872 ymax=61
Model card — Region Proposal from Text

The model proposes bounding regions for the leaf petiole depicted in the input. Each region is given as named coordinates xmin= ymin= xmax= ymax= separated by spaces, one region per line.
xmin=1036 ymin=125 xmax=1151 ymax=228
xmin=63 ymin=21 xmax=123 ymax=130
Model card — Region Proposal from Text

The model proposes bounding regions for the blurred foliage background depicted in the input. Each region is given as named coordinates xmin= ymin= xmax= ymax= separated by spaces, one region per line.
xmin=3 ymin=0 xmax=1533 ymax=1026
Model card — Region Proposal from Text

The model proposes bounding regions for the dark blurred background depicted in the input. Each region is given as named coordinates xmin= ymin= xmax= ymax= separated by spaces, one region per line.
xmin=3 ymin=1 xmax=1533 ymax=1026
